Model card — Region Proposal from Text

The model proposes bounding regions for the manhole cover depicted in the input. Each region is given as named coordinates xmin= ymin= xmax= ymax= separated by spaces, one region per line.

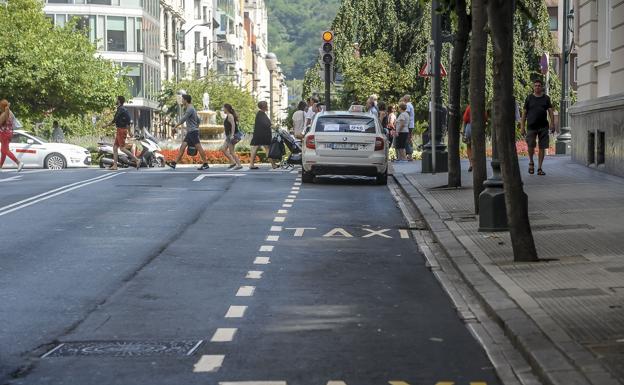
xmin=42 ymin=340 xmax=203 ymax=358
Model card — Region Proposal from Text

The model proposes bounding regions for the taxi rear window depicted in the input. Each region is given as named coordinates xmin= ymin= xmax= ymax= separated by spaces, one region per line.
xmin=314 ymin=116 xmax=376 ymax=133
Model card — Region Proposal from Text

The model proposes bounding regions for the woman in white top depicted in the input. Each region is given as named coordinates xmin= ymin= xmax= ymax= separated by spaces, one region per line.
xmin=292 ymin=101 xmax=306 ymax=139
xmin=395 ymin=102 xmax=410 ymax=161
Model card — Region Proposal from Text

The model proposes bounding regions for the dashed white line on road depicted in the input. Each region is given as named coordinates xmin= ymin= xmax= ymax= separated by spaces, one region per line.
xmin=270 ymin=226 xmax=282 ymax=232
xmin=193 ymin=174 xmax=245 ymax=181
xmin=294 ymin=182 xmax=302 ymax=186
xmin=399 ymin=229 xmax=410 ymax=239
xmin=254 ymin=257 xmax=270 ymax=264
xmin=287 ymin=195 xmax=296 ymax=199
xmin=282 ymin=204 xmax=292 ymax=208
xmin=220 ymin=383 xmax=287 ymax=385
xmin=225 ymin=306 xmax=247 ymax=318
xmin=285 ymin=199 xmax=295 ymax=203
xmin=292 ymin=186 xmax=300 ymax=190
xmin=327 ymin=382 xmax=348 ymax=385
xmin=246 ymin=271 xmax=263 ymax=279
xmin=290 ymin=191 xmax=299 ymax=195
xmin=266 ymin=235 xmax=279 ymax=242
xmin=278 ymin=209 xmax=288 ymax=214
xmin=193 ymin=355 xmax=225 ymax=372
xmin=259 ymin=245 xmax=274 ymax=252
xmin=274 ymin=217 xmax=286 ymax=223
xmin=211 ymin=328 xmax=237 ymax=342
xmin=236 ymin=286 xmax=256 ymax=297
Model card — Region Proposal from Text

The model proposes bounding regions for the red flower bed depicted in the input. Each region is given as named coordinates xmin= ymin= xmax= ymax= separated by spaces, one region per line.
xmin=161 ymin=149 xmax=259 ymax=164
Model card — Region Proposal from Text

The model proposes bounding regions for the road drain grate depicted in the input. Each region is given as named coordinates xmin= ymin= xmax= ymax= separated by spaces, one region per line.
xmin=42 ymin=340 xmax=203 ymax=358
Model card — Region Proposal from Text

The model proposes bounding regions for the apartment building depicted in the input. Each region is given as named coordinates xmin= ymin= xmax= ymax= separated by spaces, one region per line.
xmin=569 ymin=0 xmax=624 ymax=177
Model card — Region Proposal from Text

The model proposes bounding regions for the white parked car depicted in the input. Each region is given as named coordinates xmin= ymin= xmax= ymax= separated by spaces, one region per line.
xmin=4 ymin=130 xmax=92 ymax=170
xmin=302 ymin=111 xmax=389 ymax=185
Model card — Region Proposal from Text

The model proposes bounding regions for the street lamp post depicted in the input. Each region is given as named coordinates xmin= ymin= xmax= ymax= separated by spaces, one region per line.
xmin=266 ymin=53 xmax=278 ymax=122
xmin=176 ymin=22 xmax=211 ymax=83
xmin=556 ymin=1 xmax=574 ymax=154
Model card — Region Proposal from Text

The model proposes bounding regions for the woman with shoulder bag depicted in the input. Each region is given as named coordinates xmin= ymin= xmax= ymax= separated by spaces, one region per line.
xmin=221 ymin=103 xmax=243 ymax=170
xmin=0 ymin=100 xmax=24 ymax=171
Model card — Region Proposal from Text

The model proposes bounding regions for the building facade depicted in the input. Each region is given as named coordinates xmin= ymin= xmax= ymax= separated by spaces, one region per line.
xmin=44 ymin=0 xmax=161 ymax=130
xmin=569 ymin=0 xmax=624 ymax=177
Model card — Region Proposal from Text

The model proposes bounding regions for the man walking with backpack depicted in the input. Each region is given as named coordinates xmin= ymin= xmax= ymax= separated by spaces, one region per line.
xmin=106 ymin=96 xmax=141 ymax=170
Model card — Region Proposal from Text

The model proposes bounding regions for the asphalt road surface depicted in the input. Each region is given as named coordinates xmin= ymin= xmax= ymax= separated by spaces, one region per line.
xmin=0 ymin=166 xmax=501 ymax=385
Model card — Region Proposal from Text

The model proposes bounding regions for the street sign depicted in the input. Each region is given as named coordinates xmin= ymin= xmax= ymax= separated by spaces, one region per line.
xmin=419 ymin=62 xmax=447 ymax=77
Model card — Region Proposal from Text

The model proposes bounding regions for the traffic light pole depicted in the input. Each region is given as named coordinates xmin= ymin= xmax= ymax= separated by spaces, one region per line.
xmin=324 ymin=63 xmax=331 ymax=111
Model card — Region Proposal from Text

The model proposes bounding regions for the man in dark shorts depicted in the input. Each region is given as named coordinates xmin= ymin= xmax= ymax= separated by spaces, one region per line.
xmin=166 ymin=94 xmax=210 ymax=170
xmin=106 ymin=96 xmax=141 ymax=170
xmin=520 ymin=79 xmax=555 ymax=175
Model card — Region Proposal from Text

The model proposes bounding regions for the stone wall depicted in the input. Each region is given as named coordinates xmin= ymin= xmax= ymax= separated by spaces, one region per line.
xmin=569 ymin=92 xmax=624 ymax=177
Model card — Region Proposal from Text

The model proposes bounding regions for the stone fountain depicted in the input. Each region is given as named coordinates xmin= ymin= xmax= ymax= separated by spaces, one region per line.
xmin=198 ymin=93 xmax=223 ymax=143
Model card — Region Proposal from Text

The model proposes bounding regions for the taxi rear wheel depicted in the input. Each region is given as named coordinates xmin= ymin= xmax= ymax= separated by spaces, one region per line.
xmin=376 ymin=169 xmax=388 ymax=185
xmin=302 ymin=169 xmax=314 ymax=183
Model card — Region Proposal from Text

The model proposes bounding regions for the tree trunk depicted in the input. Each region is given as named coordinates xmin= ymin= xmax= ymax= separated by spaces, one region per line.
xmin=469 ymin=0 xmax=488 ymax=213
xmin=447 ymin=0 xmax=470 ymax=188
xmin=487 ymin=0 xmax=538 ymax=262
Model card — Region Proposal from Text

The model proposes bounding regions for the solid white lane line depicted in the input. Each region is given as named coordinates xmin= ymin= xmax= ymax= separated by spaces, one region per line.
xmin=193 ymin=174 xmax=246 ymax=181
xmin=399 ymin=229 xmax=410 ymax=239
xmin=270 ymin=226 xmax=283 ymax=232
xmin=246 ymin=271 xmax=263 ymax=279
xmin=211 ymin=328 xmax=238 ymax=342
xmin=0 ymin=173 xmax=123 ymax=218
xmin=284 ymin=199 xmax=295 ymax=203
xmin=236 ymin=286 xmax=256 ymax=297
xmin=225 ymin=306 xmax=247 ymax=318
xmin=259 ymin=245 xmax=274 ymax=252
xmin=219 ymin=381 xmax=288 ymax=385
xmin=266 ymin=235 xmax=279 ymax=242
xmin=278 ymin=209 xmax=288 ymax=214
xmin=0 ymin=175 xmax=22 ymax=182
xmin=282 ymin=204 xmax=292 ymax=208
xmin=254 ymin=257 xmax=270 ymax=264
xmin=273 ymin=217 xmax=286 ymax=223
xmin=193 ymin=355 xmax=225 ymax=372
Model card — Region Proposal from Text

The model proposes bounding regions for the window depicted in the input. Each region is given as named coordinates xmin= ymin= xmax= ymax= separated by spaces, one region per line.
xmin=164 ymin=13 xmax=169 ymax=49
xmin=203 ymin=6 xmax=208 ymax=22
xmin=136 ymin=17 xmax=143 ymax=52
xmin=195 ymin=63 xmax=201 ymax=78
xmin=88 ymin=0 xmax=112 ymax=5
xmin=127 ymin=18 xmax=135 ymax=52
xmin=549 ymin=16 xmax=558 ymax=31
xmin=315 ymin=116 xmax=376 ymax=133
xmin=121 ymin=0 xmax=142 ymax=6
xmin=194 ymin=31 xmax=201 ymax=51
xmin=107 ymin=16 xmax=126 ymax=51
xmin=194 ymin=0 xmax=201 ymax=20
xmin=180 ymin=29 xmax=185 ymax=50
xmin=203 ymin=37 xmax=208 ymax=56
xmin=48 ymin=0 xmax=71 ymax=3
xmin=55 ymin=14 xmax=66 ymax=27
xmin=97 ymin=15 xmax=105 ymax=50
xmin=572 ymin=56 xmax=578 ymax=84
xmin=123 ymin=63 xmax=143 ymax=97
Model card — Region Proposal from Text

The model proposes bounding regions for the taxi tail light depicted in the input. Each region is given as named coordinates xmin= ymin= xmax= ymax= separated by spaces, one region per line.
xmin=375 ymin=137 xmax=384 ymax=151
xmin=306 ymin=135 xmax=316 ymax=150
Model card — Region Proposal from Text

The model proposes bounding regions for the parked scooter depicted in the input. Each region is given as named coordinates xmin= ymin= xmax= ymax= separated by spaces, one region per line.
xmin=98 ymin=132 xmax=165 ymax=168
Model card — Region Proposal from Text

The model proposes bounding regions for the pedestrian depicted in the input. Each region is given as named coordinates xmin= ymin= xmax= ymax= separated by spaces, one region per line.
xmin=249 ymin=101 xmax=277 ymax=170
xmin=378 ymin=101 xmax=387 ymax=128
xmin=292 ymin=101 xmax=306 ymax=140
xmin=462 ymin=105 xmax=473 ymax=172
xmin=520 ymin=79 xmax=555 ymax=175
xmin=0 ymin=100 xmax=24 ymax=172
xmin=402 ymin=95 xmax=416 ymax=161
xmin=367 ymin=96 xmax=379 ymax=117
xmin=395 ymin=102 xmax=410 ymax=162
xmin=51 ymin=120 xmax=64 ymax=143
xmin=221 ymin=103 xmax=243 ymax=170
xmin=387 ymin=104 xmax=397 ymax=139
xmin=105 ymin=96 xmax=141 ymax=170
xmin=304 ymin=97 xmax=318 ymax=131
xmin=165 ymin=94 xmax=210 ymax=170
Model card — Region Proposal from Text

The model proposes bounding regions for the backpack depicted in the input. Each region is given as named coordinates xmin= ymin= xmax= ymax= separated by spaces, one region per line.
xmin=117 ymin=107 xmax=131 ymax=128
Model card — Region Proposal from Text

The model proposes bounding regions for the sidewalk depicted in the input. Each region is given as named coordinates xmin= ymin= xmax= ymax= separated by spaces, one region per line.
xmin=392 ymin=156 xmax=624 ymax=385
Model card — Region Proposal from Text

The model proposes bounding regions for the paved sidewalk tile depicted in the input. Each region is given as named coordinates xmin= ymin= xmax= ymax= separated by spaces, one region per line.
xmin=393 ymin=156 xmax=624 ymax=385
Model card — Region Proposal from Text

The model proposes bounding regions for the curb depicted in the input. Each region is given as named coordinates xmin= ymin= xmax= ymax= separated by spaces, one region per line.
xmin=393 ymin=173 xmax=622 ymax=385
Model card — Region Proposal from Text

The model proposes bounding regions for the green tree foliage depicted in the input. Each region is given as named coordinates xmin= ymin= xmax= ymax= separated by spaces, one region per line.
xmin=266 ymin=0 xmax=341 ymax=79
xmin=0 ymin=0 xmax=128 ymax=120
xmin=159 ymin=74 xmax=258 ymax=133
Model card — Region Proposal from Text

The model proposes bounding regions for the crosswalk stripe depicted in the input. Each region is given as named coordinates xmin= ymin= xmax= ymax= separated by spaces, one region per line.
xmin=246 ymin=271 xmax=263 ymax=279
xmin=225 ymin=306 xmax=247 ymax=318
xmin=220 ymin=382 xmax=287 ymax=385
xmin=388 ymin=382 xmax=410 ymax=385
xmin=471 ymin=383 xmax=487 ymax=385
xmin=435 ymin=382 xmax=454 ymax=385
xmin=327 ymin=382 xmax=347 ymax=385
xmin=254 ymin=257 xmax=270 ymax=264
xmin=236 ymin=286 xmax=255 ymax=297
xmin=193 ymin=355 xmax=224 ymax=372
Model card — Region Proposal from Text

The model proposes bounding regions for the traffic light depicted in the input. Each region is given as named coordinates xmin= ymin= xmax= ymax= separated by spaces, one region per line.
xmin=321 ymin=30 xmax=334 ymax=65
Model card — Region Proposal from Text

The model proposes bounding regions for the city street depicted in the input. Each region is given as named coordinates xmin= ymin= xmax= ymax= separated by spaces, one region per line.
xmin=0 ymin=167 xmax=500 ymax=385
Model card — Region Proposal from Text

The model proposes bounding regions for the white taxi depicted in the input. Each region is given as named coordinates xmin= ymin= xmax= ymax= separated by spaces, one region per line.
xmin=302 ymin=111 xmax=389 ymax=185
xmin=4 ymin=130 xmax=92 ymax=170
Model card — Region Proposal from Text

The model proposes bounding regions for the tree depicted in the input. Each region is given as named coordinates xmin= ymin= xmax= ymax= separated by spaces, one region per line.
xmin=487 ymin=0 xmax=538 ymax=262
xmin=446 ymin=0 xmax=470 ymax=188
xmin=0 ymin=0 xmax=128 ymax=121
xmin=469 ymin=0 xmax=488 ymax=212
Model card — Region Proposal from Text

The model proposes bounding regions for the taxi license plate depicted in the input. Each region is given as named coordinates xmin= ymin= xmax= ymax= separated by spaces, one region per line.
xmin=327 ymin=143 xmax=359 ymax=150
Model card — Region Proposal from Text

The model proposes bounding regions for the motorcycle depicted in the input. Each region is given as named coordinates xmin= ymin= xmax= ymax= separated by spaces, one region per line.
xmin=98 ymin=132 xmax=165 ymax=168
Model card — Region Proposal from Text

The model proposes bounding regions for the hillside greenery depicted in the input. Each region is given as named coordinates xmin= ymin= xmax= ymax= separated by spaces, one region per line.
xmin=266 ymin=0 xmax=341 ymax=80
